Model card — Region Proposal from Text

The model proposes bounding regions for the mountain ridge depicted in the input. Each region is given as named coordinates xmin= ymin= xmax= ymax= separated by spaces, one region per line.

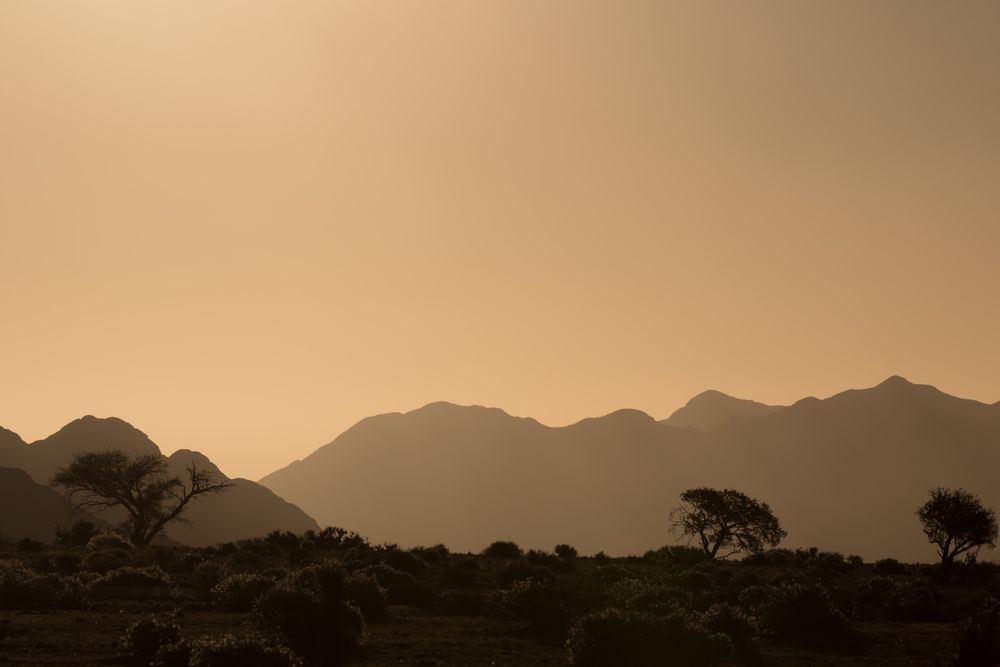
xmin=259 ymin=376 xmax=1000 ymax=561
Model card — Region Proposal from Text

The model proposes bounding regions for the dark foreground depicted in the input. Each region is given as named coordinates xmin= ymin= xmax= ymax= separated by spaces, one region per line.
xmin=0 ymin=530 xmax=995 ymax=666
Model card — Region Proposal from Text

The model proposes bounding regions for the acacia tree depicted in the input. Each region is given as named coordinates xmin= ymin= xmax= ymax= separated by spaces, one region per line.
xmin=917 ymin=487 xmax=997 ymax=569
xmin=670 ymin=487 xmax=786 ymax=559
xmin=52 ymin=450 xmax=231 ymax=547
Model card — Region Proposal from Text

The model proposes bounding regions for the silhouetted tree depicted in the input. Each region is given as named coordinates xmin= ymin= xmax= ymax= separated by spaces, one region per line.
xmin=917 ymin=487 xmax=997 ymax=570
xmin=670 ymin=487 xmax=786 ymax=559
xmin=52 ymin=450 xmax=231 ymax=547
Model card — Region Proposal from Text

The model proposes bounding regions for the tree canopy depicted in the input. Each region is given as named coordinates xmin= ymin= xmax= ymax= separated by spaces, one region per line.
xmin=917 ymin=487 xmax=997 ymax=568
xmin=52 ymin=450 xmax=231 ymax=546
xmin=670 ymin=487 xmax=786 ymax=559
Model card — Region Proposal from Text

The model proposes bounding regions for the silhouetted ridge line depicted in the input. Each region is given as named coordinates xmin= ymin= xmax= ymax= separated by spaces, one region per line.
xmin=259 ymin=377 xmax=1000 ymax=560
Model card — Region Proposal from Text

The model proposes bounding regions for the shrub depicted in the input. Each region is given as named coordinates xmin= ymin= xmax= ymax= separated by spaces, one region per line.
xmin=595 ymin=564 xmax=634 ymax=584
xmin=0 ymin=561 xmax=60 ymax=609
xmin=701 ymin=603 xmax=758 ymax=665
xmin=955 ymin=597 xmax=1000 ymax=666
xmin=555 ymin=544 xmax=579 ymax=559
xmin=482 ymin=541 xmax=523 ymax=559
xmin=496 ymin=559 xmax=554 ymax=587
xmin=735 ymin=585 xmax=771 ymax=616
xmin=314 ymin=527 xmax=369 ymax=552
xmin=410 ymin=544 xmax=450 ymax=563
xmin=212 ymin=573 xmax=275 ymax=610
xmin=567 ymin=608 xmax=732 ymax=667
xmin=381 ymin=548 xmax=426 ymax=576
xmin=83 ymin=548 xmax=133 ymax=573
xmin=123 ymin=615 xmax=181 ymax=666
xmin=496 ymin=579 xmax=571 ymax=638
xmin=194 ymin=560 xmax=228 ymax=590
xmin=16 ymin=538 xmax=46 ymax=552
xmin=608 ymin=578 xmax=693 ymax=615
xmin=186 ymin=634 xmax=302 ymax=667
xmin=344 ymin=572 xmax=388 ymax=622
xmin=679 ymin=569 xmax=714 ymax=594
xmin=89 ymin=566 xmax=172 ymax=599
xmin=644 ymin=545 xmax=708 ymax=569
xmin=873 ymin=558 xmax=906 ymax=575
xmin=87 ymin=532 xmax=134 ymax=552
xmin=363 ymin=564 xmax=429 ymax=605
xmin=741 ymin=549 xmax=796 ymax=567
xmin=52 ymin=551 xmax=82 ymax=575
xmin=254 ymin=587 xmax=364 ymax=666
xmin=442 ymin=560 xmax=479 ymax=587
xmin=759 ymin=583 xmax=850 ymax=647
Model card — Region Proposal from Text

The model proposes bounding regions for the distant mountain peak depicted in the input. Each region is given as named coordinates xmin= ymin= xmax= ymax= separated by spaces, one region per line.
xmin=664 ymin=390 xmax=781 ymax=431
xmin=876 ymin=375 xmax=915 ymax=388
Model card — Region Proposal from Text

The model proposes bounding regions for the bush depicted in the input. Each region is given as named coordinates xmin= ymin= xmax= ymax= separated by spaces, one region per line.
xmin=0 ymin=561 xmax=60 ymax=609
xmin=759 ymin=583 xmax=850 ymax=647
xmin=857 ymin=577 xmax=943 ymax=622
xmin=555 ymin=544 xmax=579 ymax=559
xmin=52 ymin=551 xmax=82 ymax=575
xmin=87 ymin=532 xmax=134 ymax=552
xmin=496 ymin=559 xmax=554 ymax=587
xmin=741 ymin=549 xmax=796 ymax=567
xmin=701 ymin=603 xmax=758 ymax=665
xmin=410 ymin=544 xmax=450 ymax=563
xmin=254 ymin=587 xmax=364 ymax=666
xmin=0 ymin=563 xmax=82 ymax=609
xmin=442 ymin=559 xmax=479 ymax=587
xmin=16 ymin=538 xmax=46 ymax=552
xmin=608 ymin=578 xmax=693 ymax=615
xmin=381 ymin=548 xmax=426 ymax=576
xmin=89 ymin=566 xmax=171 ymax=598
xmin=496 ymin=579 xmax=571 ymax=638
xmin=873 ymin=558 xmax=906 ymax=575
xmin=186 ymin=634 xmax=302 ymax=667
xmin=567 ymin=608 xmax=732 ymax=667
xmin=955 ymin=597 xmax=1000 ymax=666
xmin=482 ymin=541 xmax=523 ymax=559
xmin=194 ymin=560 xmax=228 ymax=590
xmin=344 ymin=572 xmax=388 ymax=622
xmin=363 ymin=564 xmax=429 ymax=605
xmin=123 ymin=615 xmax=181 ymax=666
xmin=643 ymin=545 xmax=707 ymax=569
xmin=83 ymin=548 xmax=133 ymax=573
xmin=212 ymin=573 xmax=275 ymax=610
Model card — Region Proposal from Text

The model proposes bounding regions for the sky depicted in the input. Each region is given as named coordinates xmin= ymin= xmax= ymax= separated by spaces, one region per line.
xmin=2 ymin=0 xmax=998 ymax=480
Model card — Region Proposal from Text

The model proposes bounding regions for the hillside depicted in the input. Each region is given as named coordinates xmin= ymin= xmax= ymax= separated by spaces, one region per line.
xmin=260 ymin=377 xmax=1000 ymax=561
xmin=0 ymin=467 xmax=75 ymax=542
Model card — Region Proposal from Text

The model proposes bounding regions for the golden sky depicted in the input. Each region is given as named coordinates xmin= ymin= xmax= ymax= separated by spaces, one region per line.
xmin=2 ymin=0 xmax=998 ymax=480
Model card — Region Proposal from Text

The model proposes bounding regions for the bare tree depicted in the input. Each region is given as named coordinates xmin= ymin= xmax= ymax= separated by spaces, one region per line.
xmin=52 ymin=450 xmax=231 ymax=546
xmin=670 ymin=487 xmax=786 ymax=559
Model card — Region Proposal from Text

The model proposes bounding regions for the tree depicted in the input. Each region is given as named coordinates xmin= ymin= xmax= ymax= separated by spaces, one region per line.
xmin=670 ymin=487 xmax=786 ymax=559
xmin=52 ymin=450 xmax=231 ymax=547
xmin=917 ymin=487 xmax=997 ymax=569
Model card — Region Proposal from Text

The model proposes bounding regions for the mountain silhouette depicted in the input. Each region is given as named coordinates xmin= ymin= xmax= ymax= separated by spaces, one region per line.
xmin=663 ymin=390 xmax=781 ymax=430
xmin=260 ymin=377 xmax=1000 ymax=561
xmin=0 ymin=417 xmax=318 ymax=545
xmin=164 ymin=449 xmax=319 ymax=546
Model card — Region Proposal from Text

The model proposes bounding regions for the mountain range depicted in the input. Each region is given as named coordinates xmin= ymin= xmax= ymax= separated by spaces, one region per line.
xmin=3 ymin=376 xmax=998 ymax=562
xmin=0 ymin=416 xmax=318 ymax=545
xmin=259 ymin=377 xmax=1000 ymax=562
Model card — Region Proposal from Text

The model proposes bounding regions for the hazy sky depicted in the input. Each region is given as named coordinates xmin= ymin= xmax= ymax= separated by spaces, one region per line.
xmin=2 ymin=1 xmax=998 ymax=480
